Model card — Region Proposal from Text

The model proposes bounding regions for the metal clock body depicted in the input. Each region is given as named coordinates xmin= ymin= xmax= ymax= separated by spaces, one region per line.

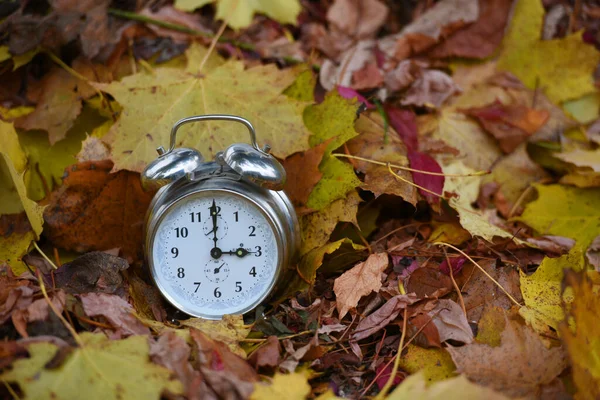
xmin=141 ymin=115 xmax=299 ymax=319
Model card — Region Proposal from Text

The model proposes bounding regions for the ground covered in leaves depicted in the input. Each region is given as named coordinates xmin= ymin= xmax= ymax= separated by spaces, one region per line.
xmin=1 ymin=0 xmax=600 ymax=399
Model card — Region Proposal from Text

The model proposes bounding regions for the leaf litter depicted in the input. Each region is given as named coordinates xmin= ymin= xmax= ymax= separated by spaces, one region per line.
xmin=1 ymin=0 xmax=600 ymax=399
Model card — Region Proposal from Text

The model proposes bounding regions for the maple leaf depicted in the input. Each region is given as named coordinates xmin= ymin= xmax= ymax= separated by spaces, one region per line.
xmin=497 ymin=0 xmax=600 ymax=104
xmin=516 ymin=184 xmax=600 ymax=249
xmin=95 ymin=44 xmax=311 ymax=172
xmin=43 ymin=160 xmax=154 ymax=262
xmin=447 ymin=317 xmax=567 ymax=398
xmin=333 ymin=252 xmax=388 ymax=318
xmin=304 ymin=92 xmax=361 ymax=210
xmin=560 ymin=270 xmax=600 ymax=400
xmin=519 ymin=248 xmax=585 ymax=336
xmin=0 ymin=333 xmax=183 ymax=399
xmin=174 ymin=0 xmax=300 ymax=29
xmin=442 ymin=161 xmax=518 ymax=242
xmin=250 ymin=372 xmax=311 ymax=400
xmin=396 ymin=345 xmax=456 ymax=383
xmin=0 ymin=121 xmax=44 ymax=274
xmin=388 ymin=371 xmax=509 ymax=400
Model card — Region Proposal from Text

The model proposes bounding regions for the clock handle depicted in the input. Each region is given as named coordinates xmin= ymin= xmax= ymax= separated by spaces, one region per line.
xmin=157 ymin=114 xmax=266 ymax=156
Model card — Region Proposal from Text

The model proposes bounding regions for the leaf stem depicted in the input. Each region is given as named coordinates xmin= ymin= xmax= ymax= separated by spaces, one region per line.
xmin=444 ymin=247 xmax=466 ymax=316
xmin=387 ymin=163 xmax=445 ymax=199
xmin=32 ymin=241 xmax=58 ymax=270
xmin=375 ymin=307 xmax=408 ymax=399
xmin=333 ymin=153 xmax=489 ymax=177
xmin=434 ymin=242 xmax=522 ymax=307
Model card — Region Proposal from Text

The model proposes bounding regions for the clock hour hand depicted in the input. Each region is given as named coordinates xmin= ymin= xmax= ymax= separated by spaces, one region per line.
xmin=223 ymin=248 xmax=256 ymax=258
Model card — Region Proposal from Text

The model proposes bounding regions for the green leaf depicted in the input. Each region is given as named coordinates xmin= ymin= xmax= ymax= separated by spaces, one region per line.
xmin=1 ymin=333 xmax=183 ymax=400
xmin=304 ymin=92 xmax=361 ymax=210
xmin=497 ymin=0 xmax=600 ymax=103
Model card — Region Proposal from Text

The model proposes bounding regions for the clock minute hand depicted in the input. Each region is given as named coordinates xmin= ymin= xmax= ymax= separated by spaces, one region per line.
xmin=209 ymin=199 xmax=222 ymax=259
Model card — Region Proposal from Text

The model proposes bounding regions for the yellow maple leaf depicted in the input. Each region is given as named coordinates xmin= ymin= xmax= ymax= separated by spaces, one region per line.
xmin=95 ymin=44 xmax=311 ymax=172
xmin=1 ymin=333 xmax=183 ymax=400
xmin=0 ymin=121 xmax=44 ymax=274
xmin=497 ymin=0 xmax=600 ymax=104
xmin=560 ymin=270 xmax=600 ymax=400
xmin=388 ymin=371 xmax=509 ymax=400
xmin=174 ymin=0 xmax=300 ymax=29
xmin=250 ymin=372 xmax=311 ymax=400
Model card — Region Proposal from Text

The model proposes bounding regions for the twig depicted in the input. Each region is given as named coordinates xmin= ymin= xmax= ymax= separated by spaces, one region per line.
xmin=434 ymin=242 xmax=521 ymax=307
xmin=241 ymin=330 xmax=313 ymax=343
xmin=32 ymin=242 xmax=58 ymax=270
xmin=375 ymin=308 xmax=408 ymax=399
xmin=388 ymin=163 xmax=445 ymax=199
xmin=2 ymin=381 xmax=19 ymax=400
xmin=444 ymin=248 xmax=466 ymax=316
xmin=333 ymin=154 xmax=489 ymax=177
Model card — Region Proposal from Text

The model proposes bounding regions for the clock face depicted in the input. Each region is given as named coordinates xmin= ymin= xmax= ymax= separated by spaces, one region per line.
xmin=150 ymin=190 xmax=280 ymax=318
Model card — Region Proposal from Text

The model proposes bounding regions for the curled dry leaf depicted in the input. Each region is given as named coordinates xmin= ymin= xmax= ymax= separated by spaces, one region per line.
xmin=180 ymin=314 xmax=249 ymax=357
xmin=428 ymin=299 xmax=473 ymax=344
xmin=334 ymin=252 xmax=389 ymax=319
xmin=249 ymin=335 xmax=281 ymax=369
xmin=79 ymin=292 xmax=150 ymax=338
xmin=43 ymin=161 xmax=154 ymax=263
xmin=12 ymin=290 xmax=66 ymax=338
xmin=447 ymin=316 xmax=567 ymax=398
xmin=351 ymin=293 xmax=418 ymax=341
xmin=400 ymin=69 xmax=461 ymax=109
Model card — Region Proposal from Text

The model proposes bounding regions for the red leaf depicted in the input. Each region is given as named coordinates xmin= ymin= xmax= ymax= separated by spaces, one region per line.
xmin=439 ymin=256 xmax=467 ymax=276
xmin=407 ymin=151 xmax=444 ymax=204
xmin=337 ymin=86 xmax=374 ymax=108
xmin=385 ymin=106 xmax=418 ymax=151
xmin=376 ymin=363 xmax=405 ymax=390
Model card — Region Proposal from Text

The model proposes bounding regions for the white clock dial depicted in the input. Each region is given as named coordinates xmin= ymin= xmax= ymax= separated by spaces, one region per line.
xmin=150 ymin=191 xmax=280 ymax=318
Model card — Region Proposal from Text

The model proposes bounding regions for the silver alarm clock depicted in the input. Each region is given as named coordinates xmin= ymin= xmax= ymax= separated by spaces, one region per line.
xmin=141 ymin=115 xmax=299 ymax=319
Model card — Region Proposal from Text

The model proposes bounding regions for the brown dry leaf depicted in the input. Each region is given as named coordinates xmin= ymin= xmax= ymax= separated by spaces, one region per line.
xmin=351 ymin=294 xmax=418 ymax=341
xmin=150 ymin=331 xmax=201 ymax=399
xmin=14 ymin=69 xmax=85 ymax=145
xmin=429 ymin=0 xmax=513 ymax=59
xmin=43 ymin=161 xmax=154 ymax=263
xmin=0 ymin=266 xmax=35 ymax=325
xmin=463 ymin=100 xmax=550 ymax=153
xmin=334 ymin=252 xmax=389 ymax=319
xmin=249 ymin=335 xmax=281 ymax=369
xmin=79 ymin=292 xmax=150 ymax=338
xmin=352 ymin=62 xmax=384 ymax=90
xmin=378 ymin=0 xmax=479 ymax=60
xmin=384 ymin=60 xmax=424 ymax=92
xmin=52 ymin=251 xmax=129 ymax=295
xmin=283 ymin=140 xmax=329 ymax=208
xmin=180 ymin=315 xmax=249 ymax=357
xmin=140 ymin=6 xmax=211 ymax=41
xmin=190 ymin=328 xmax=258 ymax=399
xmin=12 ymin=290 xmax=66 ymax=338
xmin=447 ymin=317 xmax=567 ymax=398
xmin=401 ymin=69 xmax=461 ymax=108
xmin=348 ymin=114 xmax=417 ymax=204
xmin=327 ymin=0 xmax=388 ymax=39
xmin=428 ymin=299 xmax=473 ymax=344
xmin=406 ymin=265 xmax=453 ymax=299
xmin=586 ymin=235 xmax=600 ymax=270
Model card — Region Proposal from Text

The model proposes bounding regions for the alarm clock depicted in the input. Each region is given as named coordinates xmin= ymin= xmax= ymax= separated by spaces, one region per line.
xmin=141 ymin=115 xmax=299 ymax=319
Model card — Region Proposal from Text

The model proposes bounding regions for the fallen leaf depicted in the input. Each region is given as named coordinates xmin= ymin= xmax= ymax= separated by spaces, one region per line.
xmin=463 ymin=100 xmax=550 ymax=153
xmin=587 ymin=235 xmax=600 ymax=270
xmin=283 ymin=140 xmax=330 ymax=208
xmin=560 ymin=270 xmax=600 ymax=400
xmin=388 ymin=371 xmax=509 ymax=399
xmin=516 ymin=184 xmax=600 ymax=249
xmin=428 ymin=0 xmax=513 ymax=59
xmin=249 ymin=335 xmax=281 ymax=368
xmin=447 ymin=317 xmax=567 ymax=397
xmin=250 ymin=372 xmax=311 ymax=400
xmin=180 ymin=314 xmax=249 ymax=357
xmin=417 ymin=109 xmax=502 ymax=172
xmin=43 ymin=160 xmax=154 ymax=263
xmin=326 ymin=0 xmax=388 ymax=40
xmin=190 ymin=328 xmax=258 ymax=398
xmin=428 ymin=299 xmax=473 ymax=344
xmin=556 ymin=149 xmax=600 ymax=173
xmin=351 ymin=294 xmax=418 ymax=341
xmin=442 ymin=161 xmax=518 ymax=242
xmin=304 ymin=92 xmax=361 ymax=210
xmin=407 ymin=150 xmax=444 ymax=204
xmin=0 ymin=121 xmax=44 ymax=274
xmin=348 ymin=114 xmax=417 ymax=204
xmin=497 ymin=0 xmax=600 ymax=103
xmin=401 ymin=69 xmax=461 ymax=109
xmin=300 ymin=192 xmax=360 ymax=256
xmin=406 ymin=265 xmax=453 ymax=298
xmin=439 ymin=255 xmax=466 ymax=275
xmin=396 ymin=345 xmax=456 ymax=384
xmin=378 ymin=0 xmax=479 ymax=59
xmin=0 ymin=333 xmax=183 ymax=399
xmin=52 ymin=251 xmax=129 ymax=295
xmin=334 ymin=252 xmax=388 ymax=319
xmin=96 ymin=44 xmax=311 ymax=172
xmin=520 ymin=248 xmax=585 ymax=335
xmin=174 ymin=0 xmax=301 ymax=29
xmin=80 ymin=292 xmax=150 ymax=338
